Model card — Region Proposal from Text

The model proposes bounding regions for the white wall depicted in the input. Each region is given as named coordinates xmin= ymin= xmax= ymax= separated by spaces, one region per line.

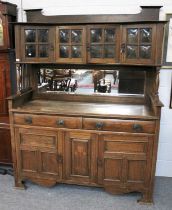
xmin=5 ymin=0 xmax=172 ymax=177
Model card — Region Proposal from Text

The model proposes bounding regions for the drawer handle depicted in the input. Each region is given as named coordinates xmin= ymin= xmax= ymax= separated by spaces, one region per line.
xmin=25 ymin=116 xmax=32 ymax=124
xmin=96 ymin=122 xmax=104 ymax=130
xmin=57 ymin=119 xmax=64 ymax=126
xmin=132 ymin=124 xmax=143 ymax=132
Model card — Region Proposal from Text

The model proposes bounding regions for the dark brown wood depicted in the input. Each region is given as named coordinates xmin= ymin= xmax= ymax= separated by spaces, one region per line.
xmin=25 ymin=6 xmax=162 ymax=24
xmin=8 ymin=6 xmax=165 ymax=204
xmin=0 ymin=1 xmax=16 ymax=167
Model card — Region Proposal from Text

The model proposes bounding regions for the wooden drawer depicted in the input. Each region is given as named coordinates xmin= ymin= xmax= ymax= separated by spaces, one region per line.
xmin=83 ymin=118 xmax=155 ymax=133
xmin=14 ymin=114 xmax=82 ymax=129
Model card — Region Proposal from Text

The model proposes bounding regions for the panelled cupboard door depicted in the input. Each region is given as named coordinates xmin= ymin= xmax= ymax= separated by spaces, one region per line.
xmin=56 ymin=26 xmax=86 ymax=64
xmin=87 ymin=25 xmax=120 ymax=64
xmin=15 ymin=128 xmax=62 ymax=180
xmin=98 ymin=133 xmax=153 ymax=189
xmin=20 ymin=26 xmax=55 ymax=62
xmin=120 ymin=24 xmax=156 ymax=65
xmin=64 ymin=131 xmax=98 ymax=184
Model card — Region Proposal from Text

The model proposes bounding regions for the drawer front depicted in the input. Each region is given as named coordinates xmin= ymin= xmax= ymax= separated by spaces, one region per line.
xmin=14 ymin=114 xmax=82 ymax=129
xmin=83 ymin=118 xmax=155 ymax=133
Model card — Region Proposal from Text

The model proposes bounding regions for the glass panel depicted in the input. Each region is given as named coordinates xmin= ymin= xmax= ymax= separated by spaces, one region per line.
xmin=139 ymin=45 xmax=151 ymax=59
xmin=90 ymin=29 xmax=102 ymax=43
xmin=126 ymin=45 xmax=137 ymax=59
xmin=25 ymin=29 xmax=36 ymax=42
xmin=25 ymin=45 xmax=36 ymax=57
xmin=60 ymin=45 xmax=69 ymax=58
xmin=90 ymin=45 xmax=102 ymax=58
xmin=59 ymin=30 xmax=70 ymax=43
xmin=39 ymin=45 xmax=49 ymax=57
xmin=71 ymin=30 xmax=82 ymax=43
xmin=38 ymin=29 xmax=49 ymax=42
xmin=140 ymin=28 xmax=152 ymax=43
xmin=0 ymin=18 xmax=4 ymax=46
xmin=104 ymin=45 xmax=115 ymax=58
xmin=127 ymin=28 xmax=138 ymax=44
xmin=104 ymin=29 xmax=115 ymax=42
xmin=71 ymin=46 xmax=82 ymax=58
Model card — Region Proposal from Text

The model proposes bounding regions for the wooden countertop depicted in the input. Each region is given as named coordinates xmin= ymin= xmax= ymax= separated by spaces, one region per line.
xmin=12 ymin=99 xmax=157 ymax=120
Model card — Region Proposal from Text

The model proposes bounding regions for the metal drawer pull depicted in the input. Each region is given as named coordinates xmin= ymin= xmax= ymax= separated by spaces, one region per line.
xmin=25 ymin=116 xmax=32 ymax=124
xmin=57 ymin=119 xmax=64 ymax=126
xmin=132 ymin=124 xmax=143 ymax=132
xmin=96 ymin=122 xmax=104 ymax=130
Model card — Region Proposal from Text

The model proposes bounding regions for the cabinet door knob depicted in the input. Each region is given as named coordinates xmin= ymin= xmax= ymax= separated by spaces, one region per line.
xmin=132 ymin=124 xmax=143 ymax=132
xmin=25 ymin=116 xmax=32 ymax=124
xmin=96 ymin=122 xmax=104 ymax=130
xmin=57 ymin=119 xmax=64 ymax=126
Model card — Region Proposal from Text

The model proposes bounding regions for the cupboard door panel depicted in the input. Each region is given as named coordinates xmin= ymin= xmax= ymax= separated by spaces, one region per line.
xmin=16 ymin=128 xmax=61 ymax=180
xmin=88 ymin=25 xmax=119 ymax=64
xmin=121 ymin=24 xmax=156 ymax=64
xmin=57 ymin=26 xmax=86 ymax=64
xmin=21 ymin=149 xmax=37 ymax=172
xmin=64 ymin=131 xmax=98 ymax=184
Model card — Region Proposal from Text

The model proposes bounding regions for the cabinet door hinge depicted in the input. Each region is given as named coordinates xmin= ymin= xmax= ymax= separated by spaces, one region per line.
xmin=97 ymin=158 xmax=103 ymax=167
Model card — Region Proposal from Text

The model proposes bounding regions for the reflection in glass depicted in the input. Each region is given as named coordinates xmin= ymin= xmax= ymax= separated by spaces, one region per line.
xmin=126 ymin=45 xmax=137 ymax=59
xmin=71 ymin=30 xmax=82 ymax=43
xmin=60 ymin=30 xmax=70 ymax=43
xmin=140 ymin=28 xmax=152 ymax=43
xmin=39 ymin=45 xmax=49 ymax=57
xmin=90 ymin=29 xmax=102 ymax=43
xmin=60 ymin=45 xmax=69 ymax=58
xmin=25 ymin=45 xmax=36 ymax=57
xmin=104 ymin=29 xmax=115 ymax=42
xmin=38 ymin=29 xmax=49 ymax=42
xmin=140 ymin=46 xmax=151 ymax=59
xmin=71 ymin=46 xmax=82 ymax=58
xmin=104 ymin=45 xmax=115 ymax=58
xmin=25 ymin=30 xmax=36 ymax=42
xmin=90 ymin=45 xmax=102 ymax=58
xmin=0 ymin=19 xmax=3 ymax=46
xmin=127 ymin=28 xmax=138 ymax=44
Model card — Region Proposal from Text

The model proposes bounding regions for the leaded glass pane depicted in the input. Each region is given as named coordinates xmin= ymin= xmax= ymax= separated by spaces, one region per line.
xmin=140 ymin=28 xmax=152 ymax=43
xmin=140 ymin=45 xmax=151 ymax=59
xmin=59 ymin=30 xmax=70 ymax=43
xmin=90 ymin=45 xmax=102 ymax=58
xmin=127 ymin=28 xmax=138 ymax=44
xmin=104 ymin=45 xmax=115 ymax=58
xmin=38 ymin=29 xmax=49 ymax=42
xmin=25 ymin=45 xmax=36 ymax=57
xmin=104 ymin=29 xmax=115 ymax=42
xmin=90 ymin=29 xmax=102 ymax=43
xmin=25 ymin=30 xmax=36 ymax=42
xmin=39 ymin=45 xmax=49 ymax=57
xmin=126 ymin=45 xmax=137 ymax=59
xmin=60 ymin=45 xmax=69 ymax=58
xmin=71 ymin=46 xmax=82 ymax=58
xmin=71 ymin=30 xmax=82 ymax=43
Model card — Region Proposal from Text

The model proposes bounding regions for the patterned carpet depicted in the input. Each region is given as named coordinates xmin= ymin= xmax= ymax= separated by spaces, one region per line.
xmin=0 ymin=175 xmax=172 ymax=210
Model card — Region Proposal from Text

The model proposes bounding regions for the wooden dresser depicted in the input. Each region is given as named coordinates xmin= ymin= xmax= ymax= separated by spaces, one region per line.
xmin=0 ymin=1 xmax=16 ymax=171
xmin=8 ymin=6 xmax=165 ymax=203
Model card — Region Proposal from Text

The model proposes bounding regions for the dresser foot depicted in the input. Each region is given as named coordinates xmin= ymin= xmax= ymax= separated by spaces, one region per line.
xmin=137 ymin=192 xmax=153 ymax=204
xmin=15 ymin=180 xmax=25 ymax=190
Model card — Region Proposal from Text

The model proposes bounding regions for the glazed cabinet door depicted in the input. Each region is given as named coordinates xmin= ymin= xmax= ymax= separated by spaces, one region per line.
xmin=56 ymin=26 xmax=86 ymax=63
xmin=15 ymin=128 xmax=62 ymax=180
xmin=87 ymin=25 xmax=119 ymax=64
xmin=120 ymin=24 xmax=156 ymax=64
xmin=98 ymin=133 xmax=153 ymax=191
xmin=20 ymin=26 xmax=55 ymax=62
xmin=64 ymin=131 xmax=98 ymax=184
